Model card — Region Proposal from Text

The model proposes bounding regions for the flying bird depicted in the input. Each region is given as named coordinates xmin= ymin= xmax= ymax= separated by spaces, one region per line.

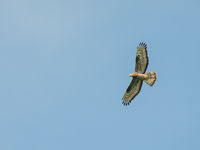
xmin=122 ymin=42 xmax=156 ymax=106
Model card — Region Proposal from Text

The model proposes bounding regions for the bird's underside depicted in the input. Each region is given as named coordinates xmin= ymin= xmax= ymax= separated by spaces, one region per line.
xmin=122 ymin=42 xmax=156 ymax=106
xmin=129 ymin=72 xmax=148 ymax=80
xmin=129 ymin=71 xmax=156 ymax=86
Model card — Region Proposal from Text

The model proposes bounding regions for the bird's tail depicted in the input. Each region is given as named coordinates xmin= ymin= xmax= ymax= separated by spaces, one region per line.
xmin=144 ymin=72 xmax=156 ymax=86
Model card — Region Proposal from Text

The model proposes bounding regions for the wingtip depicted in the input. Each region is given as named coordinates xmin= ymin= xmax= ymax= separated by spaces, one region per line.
xmin=139 ymin=42 xmax=147 ymax=48
xmin=122 ymin=101 xmax=131 ymax=106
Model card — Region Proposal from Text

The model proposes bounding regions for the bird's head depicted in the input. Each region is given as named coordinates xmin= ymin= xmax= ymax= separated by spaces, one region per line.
xmin=129 ymin=72 xmax=138 ymax=77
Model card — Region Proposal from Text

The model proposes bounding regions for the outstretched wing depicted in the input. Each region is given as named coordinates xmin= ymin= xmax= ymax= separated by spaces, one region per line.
xmin=122 ymin=78 xmax=143 ymax=105
xmin=135 ymin=42 xmax=148 ymax=73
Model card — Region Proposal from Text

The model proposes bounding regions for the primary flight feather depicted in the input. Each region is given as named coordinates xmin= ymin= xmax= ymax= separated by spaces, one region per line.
xmin=122 ymin=42 xmax=156 ymax=106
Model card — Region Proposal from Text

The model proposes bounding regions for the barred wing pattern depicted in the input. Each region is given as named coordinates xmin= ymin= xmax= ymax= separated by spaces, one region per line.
xmin=122 ymin=78 xmax=143 ymax=105
xmin=122 ymin=42 xmax=148 ymax=105
xmin=135 ymin=43 xmax=148 ymax=73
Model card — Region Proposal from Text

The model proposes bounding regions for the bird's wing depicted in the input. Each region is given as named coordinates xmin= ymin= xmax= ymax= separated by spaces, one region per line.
xmin=135 ymin=42 xmax=149 ymax=73
xmin=122 ymin=78 xmax=143 ymax=105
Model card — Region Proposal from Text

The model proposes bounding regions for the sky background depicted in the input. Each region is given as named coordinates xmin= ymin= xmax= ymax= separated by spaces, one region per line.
xmin=0 ymin=0 xmax=200 ymax=150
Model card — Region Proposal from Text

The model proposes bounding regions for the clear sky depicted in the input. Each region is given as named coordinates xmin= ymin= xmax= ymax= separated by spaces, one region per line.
xmin=0 ymin=0 xmax=200 ymax=150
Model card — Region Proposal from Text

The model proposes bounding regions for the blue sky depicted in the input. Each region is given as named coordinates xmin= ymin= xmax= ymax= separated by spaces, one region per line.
xmin=0 ymin=0 xmax=200 ymax=149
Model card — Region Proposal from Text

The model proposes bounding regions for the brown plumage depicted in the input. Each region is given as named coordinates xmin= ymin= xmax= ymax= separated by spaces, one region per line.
xmin=122 ymin=42 xmax=156 ymax=106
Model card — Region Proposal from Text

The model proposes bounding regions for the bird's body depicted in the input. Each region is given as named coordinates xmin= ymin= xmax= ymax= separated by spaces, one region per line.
xmin=129 ymin=72 xmax=148 ymax=80
xmin=122 ymin=42 xmax=156 ymax=106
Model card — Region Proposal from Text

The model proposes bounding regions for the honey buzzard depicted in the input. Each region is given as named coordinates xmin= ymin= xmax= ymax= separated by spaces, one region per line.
xmin=122 ymin=42 xmax=156 ymax=106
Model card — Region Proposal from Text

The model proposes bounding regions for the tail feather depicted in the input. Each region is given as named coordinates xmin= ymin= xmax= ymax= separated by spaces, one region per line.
xmin=144 ymin=72 xmax=156 ymax=86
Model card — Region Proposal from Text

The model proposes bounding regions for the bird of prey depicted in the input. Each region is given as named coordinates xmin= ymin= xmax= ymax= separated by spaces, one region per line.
xmin=122 ymin=42 xmax=156 ymax=106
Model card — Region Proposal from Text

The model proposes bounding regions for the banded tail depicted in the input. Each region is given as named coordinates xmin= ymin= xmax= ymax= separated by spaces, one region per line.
xmin=144 ymin=72 xmax=156 ymax=86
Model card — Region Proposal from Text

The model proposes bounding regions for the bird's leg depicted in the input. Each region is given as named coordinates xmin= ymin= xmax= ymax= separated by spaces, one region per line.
xmin=129 ymin=72 xmax=148 ymax=80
